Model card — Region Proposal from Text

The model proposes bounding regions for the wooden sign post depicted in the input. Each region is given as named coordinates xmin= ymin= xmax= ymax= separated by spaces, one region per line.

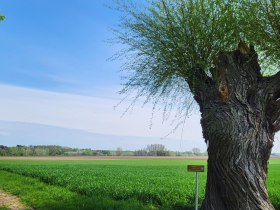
xmin=187 ymin=165 xmax=205 ymax=210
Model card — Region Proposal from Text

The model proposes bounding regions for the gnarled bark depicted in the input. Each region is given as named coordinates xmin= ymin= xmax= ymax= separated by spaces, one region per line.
xmin=190 ymin=44 xmax=277 ymax=210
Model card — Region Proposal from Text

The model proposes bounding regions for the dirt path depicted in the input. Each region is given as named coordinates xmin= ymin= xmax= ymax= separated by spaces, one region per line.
xmin=0 ymin=190 xmax=29 ymax=210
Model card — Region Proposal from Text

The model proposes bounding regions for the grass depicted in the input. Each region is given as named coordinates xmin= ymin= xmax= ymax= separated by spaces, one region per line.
xmin=267 ymin=159 xmax=280 ymax=210
xmin=0 ymin=170 xmax=153 ymax=210
xmin=0 ymin=159 xmax=279 ymax=209
xmin=0 ymin=159 xmax=207 ymax=209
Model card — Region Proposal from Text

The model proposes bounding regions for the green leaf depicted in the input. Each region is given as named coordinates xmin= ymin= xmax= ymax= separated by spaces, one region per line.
xmin=0 ymin=15 xmax=5 ymax=21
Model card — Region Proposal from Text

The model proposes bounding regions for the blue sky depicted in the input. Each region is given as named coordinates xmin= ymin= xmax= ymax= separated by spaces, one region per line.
xmin=0 ymin=0 xmax=121 ymax=97
xmin=0 ymin=1 xmax=279 ymax=152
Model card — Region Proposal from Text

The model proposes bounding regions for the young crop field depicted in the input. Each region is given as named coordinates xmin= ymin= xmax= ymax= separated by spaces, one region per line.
xmin=0 ymin=159 xmax=279 ymax=209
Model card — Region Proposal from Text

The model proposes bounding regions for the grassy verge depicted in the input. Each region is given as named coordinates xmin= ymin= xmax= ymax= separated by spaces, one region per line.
xmin=0 ymin=159 xmax=207 ymax=209
xmin=0 ymin=170 xmax=155 ymax=210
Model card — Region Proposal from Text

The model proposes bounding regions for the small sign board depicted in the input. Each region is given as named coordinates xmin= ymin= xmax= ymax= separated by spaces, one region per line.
xmin=187 ymin=165 xmax=204 ymax=172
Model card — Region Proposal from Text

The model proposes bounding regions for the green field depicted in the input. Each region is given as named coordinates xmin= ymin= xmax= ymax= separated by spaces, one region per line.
xmin=0 ymin=159 xmax=279 ymax=210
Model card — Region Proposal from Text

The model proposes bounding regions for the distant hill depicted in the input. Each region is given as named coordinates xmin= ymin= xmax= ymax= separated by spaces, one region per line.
xmin=0 ymin=120 xmax=206 ymax=152
xmin=271 ymin=153 xmax=280 ymax=157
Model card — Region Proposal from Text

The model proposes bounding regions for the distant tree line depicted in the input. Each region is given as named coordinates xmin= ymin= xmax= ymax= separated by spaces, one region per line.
xmin=0 ymin=144 xmax=206 ymax=157
xmin=133 ymin=144 xmax=206 ymax=156
xmin=134 ymin=144 xmax=170 ymax=156
xmin=0 ymin=145 xmax=111 ymax=156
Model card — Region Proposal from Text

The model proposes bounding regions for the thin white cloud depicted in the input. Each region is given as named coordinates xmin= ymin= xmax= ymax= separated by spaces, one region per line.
xmin=0 ymin=84 xmax=203 ymax=139
xmin=0 ymin=130 xmax=10 ymax=136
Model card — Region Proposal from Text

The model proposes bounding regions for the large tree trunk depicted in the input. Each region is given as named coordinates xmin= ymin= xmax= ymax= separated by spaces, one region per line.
xmin=200 ymin=101 xmax=274 ymax=210
xmin=190 ymin=44 xmax=280 ymax=210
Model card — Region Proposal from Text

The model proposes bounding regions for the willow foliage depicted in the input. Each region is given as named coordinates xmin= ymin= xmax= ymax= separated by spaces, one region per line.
xmin=239 ymin=0 xmax=280 ymax=73
xmin=113 ymin=0 xmax=279 ymax=125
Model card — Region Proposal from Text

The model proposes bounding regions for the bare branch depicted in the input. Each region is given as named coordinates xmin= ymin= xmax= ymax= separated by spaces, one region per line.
xmin=266 ymin=71 xmax=280 ymax=98
xmin=266 ymin=71 xmax=280 ymax=132
xmin=272 ymin=72 xmax=280 ymax=132
xmin=267 ymin=100 xmax=280 ymax=132
xmin=272 ymin=71 xmax=280 ymax=95
xmin=187 ymin=68 xmax=214 ymax=104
